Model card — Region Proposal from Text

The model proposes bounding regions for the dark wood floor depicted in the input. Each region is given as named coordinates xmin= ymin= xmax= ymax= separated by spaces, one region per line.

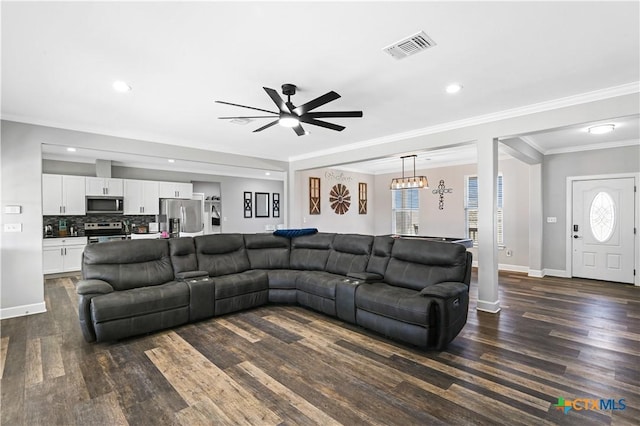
xmin=1 ymin=271 xmax=638 ymax=425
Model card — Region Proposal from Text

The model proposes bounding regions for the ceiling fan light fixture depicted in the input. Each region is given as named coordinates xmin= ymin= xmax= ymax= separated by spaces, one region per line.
xmin=279 ymin=114 xmax=300 ymax=128
xmin=390 ymin=155 xmax=429 ymax=190
xmin=587 ymin=124 xmax=615 ymax=134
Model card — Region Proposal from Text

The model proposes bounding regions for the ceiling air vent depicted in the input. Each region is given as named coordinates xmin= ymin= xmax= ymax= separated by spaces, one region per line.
xmin=383 ymin=31 xmax=436 ymax=60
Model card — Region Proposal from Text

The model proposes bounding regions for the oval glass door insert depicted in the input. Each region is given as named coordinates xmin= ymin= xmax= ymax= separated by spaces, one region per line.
xmin=589 ymin=191 xmax=615 ymax=242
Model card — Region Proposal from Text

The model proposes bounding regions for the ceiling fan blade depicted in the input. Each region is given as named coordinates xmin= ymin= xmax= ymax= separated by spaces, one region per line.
xmin=306 ymin=111 xmax=363 ymax=118
xmin=263 ymin=87 xmax=289 ymax=113
xmin=299 ymin=116 xmax=345 ymax=132
xmin=253 ymin=120 xmax=280 ymax=132
xmin=215 ymin=100 xmax=278 ymax=115
xmin=218 ymin=116 xmax=276 ymax=119
xmin=292 ymin=123 xmax=307 ymax=136
xmin=293 ymin=91 xmax=341 ymax=115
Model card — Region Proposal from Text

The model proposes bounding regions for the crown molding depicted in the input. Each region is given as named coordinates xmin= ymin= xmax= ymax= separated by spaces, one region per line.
xmin=288 ymin=82 xmax=640 ymax=162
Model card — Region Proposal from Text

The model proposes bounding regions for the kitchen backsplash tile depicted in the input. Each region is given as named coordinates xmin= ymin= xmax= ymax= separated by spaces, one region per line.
xmin=43 ymin=215 xmax=156 ymax=237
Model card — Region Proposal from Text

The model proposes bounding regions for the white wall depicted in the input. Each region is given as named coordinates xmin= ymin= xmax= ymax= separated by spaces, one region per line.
xmin=295 ymin=167 xmax=375 ymax=234
xmin=543 ymin=144 xmax=640 ymax=272
xmin=1 ymin=122 xmax=46 ymax=317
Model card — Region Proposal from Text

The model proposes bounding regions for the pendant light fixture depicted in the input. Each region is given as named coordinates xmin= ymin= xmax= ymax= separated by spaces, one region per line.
xmin=390 ymin=155 xmax=429 ymax=190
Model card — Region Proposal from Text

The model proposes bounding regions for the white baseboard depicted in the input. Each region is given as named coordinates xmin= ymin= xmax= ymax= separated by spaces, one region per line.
xmin=477 ymin=299 xmax=501 ymax=313
xmin=498 ymin=263 xmax=529 ymax=273
xmin=0 ymin=302 xmax=47 ymax=320
xmin=543 ymin=268 xmax=570 ymax=278
xmin=471 ymin=260 xmax=529 ymax=274
xmin=528 ymin=269 xmax=544 ymax=278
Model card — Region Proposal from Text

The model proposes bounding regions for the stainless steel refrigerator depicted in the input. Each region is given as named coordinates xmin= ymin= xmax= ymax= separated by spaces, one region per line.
xmin=159 ymin=199 xmax=203 ymax=234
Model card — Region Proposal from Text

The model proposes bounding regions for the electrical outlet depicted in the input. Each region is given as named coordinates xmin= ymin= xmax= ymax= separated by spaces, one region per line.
xmin=4 ymin=223 xmax=22 ymax=232
xmin=547 ymin=217 xmax=557 ymax=223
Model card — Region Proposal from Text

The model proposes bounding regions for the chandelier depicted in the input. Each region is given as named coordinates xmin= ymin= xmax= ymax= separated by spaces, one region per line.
xmin=389 ymin=155 xmax=429 ymax=190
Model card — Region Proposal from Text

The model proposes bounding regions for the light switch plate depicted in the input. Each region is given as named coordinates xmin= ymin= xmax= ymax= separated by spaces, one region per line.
xmin=4 ymin=223 xmax=22 ymax=232
xmin=4 ymin=205 xmax=21 ymax=214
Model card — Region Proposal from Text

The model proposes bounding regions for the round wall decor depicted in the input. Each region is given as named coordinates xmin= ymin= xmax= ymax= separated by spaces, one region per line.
xmin=329 ymin=183 xmax=351 ymax=215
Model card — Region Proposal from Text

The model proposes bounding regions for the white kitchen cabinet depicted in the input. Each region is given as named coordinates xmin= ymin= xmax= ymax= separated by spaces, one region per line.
xmin=86 ymin=177 xmax=123 ymax=196
xmin=124 ymin=179 xmax=160 ymax=215
xmin=42 ymin=174 xmax=86 ymax=215
xmin=42 ymin=237 xmax=87 ymax=274
xmin=158 ymin=182 xmax=193 ymax=199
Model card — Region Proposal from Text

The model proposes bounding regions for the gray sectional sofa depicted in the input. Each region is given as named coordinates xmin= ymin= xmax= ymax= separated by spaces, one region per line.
xmin=77 ymin=232 xmax=472 ymax=350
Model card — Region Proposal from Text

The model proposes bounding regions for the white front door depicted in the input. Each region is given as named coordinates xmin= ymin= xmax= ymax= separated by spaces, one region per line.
xmin=572 ymin=178 xmax=635 ymax=283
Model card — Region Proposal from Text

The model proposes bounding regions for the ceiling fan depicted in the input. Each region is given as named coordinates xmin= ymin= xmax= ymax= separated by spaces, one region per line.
xmin=215 ymin=84 xmax=363 ymax=136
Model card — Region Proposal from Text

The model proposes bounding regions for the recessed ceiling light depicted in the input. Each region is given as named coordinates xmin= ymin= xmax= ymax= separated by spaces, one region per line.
xmin=167 ymin=159 xmax=175 ymax=163
xmin=265 ymin=172 xmax=271 ymax=176
xmin=112 ymin=81 xmax=132 ymax=93
xmin=587 ymin=124 xmax=615 ymax=134
xmin=445 ymin=83 xmax=463 ymax=94
xmin=66 ymin=147 xmax=76 ymax=152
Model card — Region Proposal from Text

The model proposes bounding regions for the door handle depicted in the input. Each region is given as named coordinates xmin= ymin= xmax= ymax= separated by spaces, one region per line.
xmin=573 ymin=235 xmax=581 ymax=239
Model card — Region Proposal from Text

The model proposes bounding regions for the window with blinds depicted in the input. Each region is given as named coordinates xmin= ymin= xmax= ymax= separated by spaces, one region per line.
xmin=465 ymin=175 xmax=504 ymax=246
xmin=392 ymin=188 xmax=419 ymax=235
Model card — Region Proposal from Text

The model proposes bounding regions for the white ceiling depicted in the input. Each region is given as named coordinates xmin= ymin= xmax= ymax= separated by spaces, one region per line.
xmin=2 ymin=1 xmax=639 ymax=174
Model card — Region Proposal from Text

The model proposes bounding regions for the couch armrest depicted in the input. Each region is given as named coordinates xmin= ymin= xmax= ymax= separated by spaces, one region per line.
xmin=421 ymin=282 xmax=470 ymax=351
xmin=77 ymin=279 xmax=114 ymax=295
xmin=420 ymin=282 xmax=468 ymax=298
xmin=76 ymin=279 xmax=114 ymax=343
xmin=346 ymin=272 xmax=383 ymax=283
xmin=176 ymin=270 xmax=210 ymax=281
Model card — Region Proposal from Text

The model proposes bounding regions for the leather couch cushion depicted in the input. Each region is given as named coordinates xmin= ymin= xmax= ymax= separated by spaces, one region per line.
xmin=213 ymin=270 xmax=268 ymax=299
xmin=244 ymin=234 xmax=290 ymax=269
xmin=324 ymin=234 xmax=373 ymax=276
xmin=296 ymin=271 xmax=344 ymax=299
xmin=290 ymin=232 xmax=335 ymax=270
xmin=195 ymin=234 xmax=250 ymax=276
xmin=82 ymin=239 xmax=174 ymax=291
xmin=356 ymin=283 xmax=430 ymax=326
xmin=384 ymin=239 xmax=468 ymax=291
xmin=266 ymin=269 xmax=300 ymax=289
xmin=366 ymin=236 xmax=395 ymax=276
xmin=91 ymin=281 xmax=189 ymax=323
xmin=169 ymin=237 xmax=198 ymax=275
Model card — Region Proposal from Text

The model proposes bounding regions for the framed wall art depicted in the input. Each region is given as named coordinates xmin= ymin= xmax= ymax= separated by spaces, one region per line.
xmin=255 ymin=192 xmax=270 ymax=218
xmin=272 ymin=193 xmax=280 ymax=218
xmin=244 ymin=191 xmax=252 ymax=218
xmin=309 ymin=177 xmax=321 ymax=215
xmin=358 ymin=182 xmax=367 ymax=214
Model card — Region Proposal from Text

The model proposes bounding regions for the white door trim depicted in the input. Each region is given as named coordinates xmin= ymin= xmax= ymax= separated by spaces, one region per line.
xmin=565 ymin=173 xmax=639 ymax=286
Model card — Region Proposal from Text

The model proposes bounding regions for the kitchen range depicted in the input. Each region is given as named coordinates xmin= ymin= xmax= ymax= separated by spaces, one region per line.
xmin=84 ymin=222 xmax=129 ymax=244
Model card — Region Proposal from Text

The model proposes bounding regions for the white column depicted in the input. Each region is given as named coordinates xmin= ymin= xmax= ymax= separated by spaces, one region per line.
xmin=476 ymin=137 xmax=500 ymax=313
xmin=528 ymin=164 xmax=543 ymax=277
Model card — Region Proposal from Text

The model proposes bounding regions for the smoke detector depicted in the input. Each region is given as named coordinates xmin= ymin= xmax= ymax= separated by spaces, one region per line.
xmin=383 ymin=31 xmax=436 ymax=60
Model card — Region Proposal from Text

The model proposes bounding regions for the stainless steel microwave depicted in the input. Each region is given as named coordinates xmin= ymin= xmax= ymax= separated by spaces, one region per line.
xmin=86 ymin=196 xmax=124 ymax=214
